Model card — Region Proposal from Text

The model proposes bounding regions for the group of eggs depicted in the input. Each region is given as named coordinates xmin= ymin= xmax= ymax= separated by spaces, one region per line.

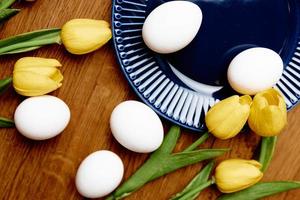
xmin=12 ymin=0 xmax=286 ymax=198
xmin=77 ymin=101 xmax=164 ymax=198
xmin=14 ymin=96 xmax=164 ymax=198
xmin=142 ymin=1 xmax=284 ymax=95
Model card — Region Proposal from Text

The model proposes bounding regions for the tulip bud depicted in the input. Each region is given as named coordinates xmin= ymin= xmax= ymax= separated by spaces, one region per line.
xmin=13 ymin=57 xmax=63 ymax=96
xmin=215 ymin=159 xmax=263 ymax=193
xmin=61 ymin=19 xmax=112 ymax=55
xmin=205 ymin=95 xmax=252 ymax=140
xmin=248 ymin=88 xmax=287 ymax=137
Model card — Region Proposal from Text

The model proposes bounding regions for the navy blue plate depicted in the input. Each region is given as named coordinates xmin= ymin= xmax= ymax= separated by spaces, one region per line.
xmin=112 ymin=0 xmax=300 ymax=131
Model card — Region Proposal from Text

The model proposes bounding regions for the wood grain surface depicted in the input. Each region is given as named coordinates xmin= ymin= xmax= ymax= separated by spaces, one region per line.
xmin=0 ymin=0 xmax=299 ymax=199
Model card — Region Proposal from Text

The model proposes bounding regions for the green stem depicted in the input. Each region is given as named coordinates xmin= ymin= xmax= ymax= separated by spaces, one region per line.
xmin=0 ymin=37 xmax=59 ymax=54
xmin=0 ymin=76 xmax=12 ymax=94
xmin=0 ymin=28 xmax=61 ymax=55
xmin=259 ymin=136 xmax=277 ymax=172
xmin=177 ymin=180 xmax=213 ymax=200
xmin=183 ymin=132 xmax=210 ymax=152
xmin=158 ymin=149 xmax=228 ymax=179
xmin=0 ymin=117 xmax=14 ymax=127
xmin=171 ymin=161 xmax=215 ymax=200
xmin=156 ymin=126 xmax=181 ymax=155
xmin=0 ymin=0 xmax=16 ymax=9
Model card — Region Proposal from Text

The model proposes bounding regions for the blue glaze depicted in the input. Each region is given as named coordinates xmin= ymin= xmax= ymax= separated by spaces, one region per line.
xmin=152 ymin=0 xmax=291 ymax=86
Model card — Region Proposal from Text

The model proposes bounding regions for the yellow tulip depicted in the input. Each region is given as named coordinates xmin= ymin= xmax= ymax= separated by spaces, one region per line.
xmin=61 ymin=19 xmax=112 ymax=55
xmin=13 ymin=57 xmax=63 ymax=96
xmin=205 ymin=95 xmax=252 ymax=140
xmin=248 ymin=88 xmax=287 ymax=137
xmin=215 ymin=159 xmax=263 ymax=193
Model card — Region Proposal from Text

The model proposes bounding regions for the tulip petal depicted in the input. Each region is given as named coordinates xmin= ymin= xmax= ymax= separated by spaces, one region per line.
xmin=239 ymin=95 xmax=252 ymax=105
xmin=13 ymin=71 xmax=62 ymax=96
xmin=205 ymin=95 xmax=251 ymax=140
xmin=64 ymin=18 xmax=110 ymax=28
xmin=61 ymin=19 xmax=112 ymax=55
xmin=245 ymin=160 xmax=262 ymax=169
xmin=249 ymin=106 xmax=287 ymax=137
xmin=15 ymin=67 xmax=64 ymax=83
xmin=14 ymin=57 xmax=62 ymax=70
xmin=50 ymin=69 xmax=64 ymax=83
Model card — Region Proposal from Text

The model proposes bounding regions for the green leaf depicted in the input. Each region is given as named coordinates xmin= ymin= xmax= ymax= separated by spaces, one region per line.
xmin=0 ymin=117 xmax=14 ymax=127
xmin=0 ymin=28 xmax=61 ymax=55
xmin=176 ymin=180 xmax=213 ymax=200
xmin=0 ymin=77 xmax=12 ymax=94
xmin=0 ymin=0 xmax=16 ymax=9
xmin=0 ymin=8 xmax=19 ymax=22
xmin=217 ymin=181 xmax=300 ymax=200
xmin=154 ymin=125 xmax=181 ymax=155
xmin=259 ymin=136 xmax=277 ymax=172
xmin=171 ymin=161 xmax=215 ymax=200
xmin=163 ymin=149 xmax=228 ymax=179
xmin=183 ymin=132 xmax=210 ymax=152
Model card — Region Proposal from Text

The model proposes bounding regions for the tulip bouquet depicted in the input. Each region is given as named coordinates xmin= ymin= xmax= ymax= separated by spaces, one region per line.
xmin=173 ymin=88 xmax=299 ymax=200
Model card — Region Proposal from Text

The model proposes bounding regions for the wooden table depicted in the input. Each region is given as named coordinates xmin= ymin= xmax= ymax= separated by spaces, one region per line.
xmin=0 ymin=0 xmax=299 ymax=199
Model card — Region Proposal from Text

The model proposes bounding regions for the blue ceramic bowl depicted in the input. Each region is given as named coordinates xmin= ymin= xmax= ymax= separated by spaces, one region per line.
xmin=112 ymin=0 xmax=300 ymax=131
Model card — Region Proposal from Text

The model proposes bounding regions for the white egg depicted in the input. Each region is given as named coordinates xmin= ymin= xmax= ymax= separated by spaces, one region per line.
xmin=227 ymin=47 xmax=284 ymax=95
xmin=76 ymin=150 xmax=124 ymax=198
xmin=110 ymin=101 xmax=164 ymax=153
xmin=142 ymin=1 xmax=202 ymax=54
xmin=14 ymin=95 xmax=70 ymax=140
